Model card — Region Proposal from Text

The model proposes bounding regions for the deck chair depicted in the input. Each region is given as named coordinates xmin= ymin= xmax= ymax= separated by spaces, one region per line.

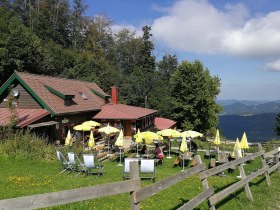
xmin=67 ymin=152 xmax=82 ymax=176
xmin=140 ymin=159 xmax=156 ymax=183
xmin=82 ymin=154 xmax=104 ymax=177
xmin=56 ymin=150 xmax=73 ymax=173
xmin=123 ymin=158 xmax=139 ymax=180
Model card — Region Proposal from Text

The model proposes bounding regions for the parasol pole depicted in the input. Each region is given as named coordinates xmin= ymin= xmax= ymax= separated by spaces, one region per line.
xmin=182 ymin=155 xmax=185 ymax=171
xmin=117 ymin=147 xmax=123 ymax=166
xmin=136 ymin=144 xmax=139 ymax=157
xmin=167 ymin=138 xmax=172 ymax=159
xmin=82 ymin=130 xmax=84 ymax=149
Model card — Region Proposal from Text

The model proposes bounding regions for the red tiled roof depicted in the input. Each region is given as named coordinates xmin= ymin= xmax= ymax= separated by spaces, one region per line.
xmin=15 ymin=71 xmax=108 ymax=114
xmin=154 ymin=117 xmax=176 ymax=130
xmin=0 ymin=108 xmax=49 ymax=128
xmin=93 ymin=104 xmax=157 ymax=120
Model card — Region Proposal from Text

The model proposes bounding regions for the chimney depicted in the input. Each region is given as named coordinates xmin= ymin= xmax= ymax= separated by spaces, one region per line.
xmin=111 ymin=86 xmax=118 ymax=104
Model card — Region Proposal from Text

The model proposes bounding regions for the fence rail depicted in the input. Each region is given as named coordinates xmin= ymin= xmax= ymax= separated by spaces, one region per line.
xmin=1 ymin=143 xmax=280 ymax=210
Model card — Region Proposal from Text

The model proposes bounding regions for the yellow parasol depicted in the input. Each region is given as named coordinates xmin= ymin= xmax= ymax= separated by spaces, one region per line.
xmin=214 ymin=129 xmax=221 ymax=160
xmin=181 ymin=130 xmax=203 ymax=138
xmin=98 ymin=123 xmax=120 ymax=151
xmin=98 ymin=123 xmax=120 ymax=135
xmin=214 ymin=129 xmax=220 ymax=145
xmin=158 ymin=129 xmax=181 ymax=159
xmin=135 ymin=128 xmax=142 ymax=157
xmin=180 ymin=135 xmax=188 ymax=171
xmin=135 ymin=128 xmax=143 ymax=143
xmin=88 ymin=130 xmax=95 ymax=148
xmin=231 ymin=138 xmax=242 ymax=158
xmin=73 ymin=124 xmax=93 ymax=147
xmin=115 ymin=129 xmax=124 ymax=147
xmin=180 ymin=135 xmax=188 ymax=153
xmin=65 ymin=130 xmax=72 ymax=146
xmin=240 ymin=132 xmax=249 ymax=149
xmin=157 ymin=129 xmax=181 ymax=138
xmin=115 ymin=129 xmax=124 ymax=166
xmin=134 ymin=131 xmax=163 ymax=145
xmin=181 ymin=130 xmax=203 ymax=153
xmin=82 ymin=120 xmax=100 ymax=127
xmin=73 ymin=124 xmax=92 ymax=131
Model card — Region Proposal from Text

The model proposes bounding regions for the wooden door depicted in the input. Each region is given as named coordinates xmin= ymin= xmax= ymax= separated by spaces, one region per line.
xmin=124 ymin=121 xmax=132 ymax=136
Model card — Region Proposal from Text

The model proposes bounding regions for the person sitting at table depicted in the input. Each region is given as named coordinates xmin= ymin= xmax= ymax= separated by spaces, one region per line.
xmin=190 ymin=140 xmax=198 ymax=153
xmin=154 ymin=143 xmax=164 ymax=159
xmin=140 ymin=144 xmax=147 ymax=155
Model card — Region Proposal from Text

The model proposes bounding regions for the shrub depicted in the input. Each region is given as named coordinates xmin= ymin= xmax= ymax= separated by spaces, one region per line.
xmin=0 ymin=130 xmax=56 ymax=161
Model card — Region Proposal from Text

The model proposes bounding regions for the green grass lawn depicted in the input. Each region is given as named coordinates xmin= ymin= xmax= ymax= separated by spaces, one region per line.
xmin=1 ymin=152 xmax=280 ymax=209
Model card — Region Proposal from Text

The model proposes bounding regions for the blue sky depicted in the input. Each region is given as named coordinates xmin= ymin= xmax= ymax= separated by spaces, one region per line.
xmin=85 ymin=0 xmax=280 ymax=100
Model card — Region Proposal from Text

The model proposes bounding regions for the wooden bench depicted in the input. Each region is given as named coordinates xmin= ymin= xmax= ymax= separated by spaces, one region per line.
xmin=191 ymin=158 xmax=197 ymax=167
xmin=96 ymin=152 xmax=109 ymax=161
xmin=173 ymin=156 xmax=183 ymax=167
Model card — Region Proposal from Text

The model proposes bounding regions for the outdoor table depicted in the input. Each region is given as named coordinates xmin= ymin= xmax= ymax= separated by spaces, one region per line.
xmin=141 ymin=154 xmax=154 ymax=159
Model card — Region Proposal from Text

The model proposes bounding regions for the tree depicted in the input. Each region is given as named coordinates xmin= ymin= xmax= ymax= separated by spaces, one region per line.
xmin=113 ymin=28 xmax=142 ymax=75
xmin=170 ymin=60 xmax=222 ymax=132
xmin=70 ymin=0 xmax=87 ymax=49
xmin=84 ymin=15 xmax=114 ymax=59
xmin=157 ymin=54 xmax=178 ymax=78
xmin=0 ymin=19 xmax=44 ymax=82
xmin=148 ymin=54 xmax=179 ymax=117
xmin=12 ymin=0 xmax=71 ymax=47
xmin=138 ymin=25 xmax=155 ymax=72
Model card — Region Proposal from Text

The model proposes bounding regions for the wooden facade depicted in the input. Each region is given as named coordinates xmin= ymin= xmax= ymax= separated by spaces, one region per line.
xmin=0 ymin=83 xmax=42 ymax=109
xmin=98 ymin=113 xmax=157 ymax=137
xmin=0 ymin=71 xmax=109 ymax=143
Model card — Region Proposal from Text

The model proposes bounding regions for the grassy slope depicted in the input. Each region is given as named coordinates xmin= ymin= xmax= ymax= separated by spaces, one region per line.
xmin=1 ymin=153 xmax=280 ymax=210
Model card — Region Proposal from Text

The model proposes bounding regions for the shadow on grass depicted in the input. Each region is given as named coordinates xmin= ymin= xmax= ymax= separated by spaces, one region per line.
xmin=215 ymin=176 xmax=266 ymax=209
xmin=170 ymin=198 xmax=204 ymax=210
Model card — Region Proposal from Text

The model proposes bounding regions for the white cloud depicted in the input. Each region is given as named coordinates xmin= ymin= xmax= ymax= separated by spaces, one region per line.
xmin=265 ymin=59 xmax=280 ymax=71
xmin=111 ymin=24 xmax=142 ymax=37
xmin=151 ymin=0 xmax=280 ymax=58
xmin=222 ymin=12 xmax=280 ymax=58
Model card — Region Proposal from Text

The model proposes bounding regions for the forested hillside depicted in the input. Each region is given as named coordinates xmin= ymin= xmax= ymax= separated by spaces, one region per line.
xmin=0 ymin=0 xmax=221 ymax=132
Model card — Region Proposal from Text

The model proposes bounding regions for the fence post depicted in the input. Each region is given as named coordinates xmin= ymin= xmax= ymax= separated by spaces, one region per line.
xmin=197 ymin=155 xmax=215 ymax=210
xmin=130 ymin=161 xmax=141 ymax=210
xmin=274 ymin=147 xmax=280 ymax=173
xmin=258 ymin=144 xmax=271 ymax=186
xmin=235 ymin=150 xmax=253 ymax=201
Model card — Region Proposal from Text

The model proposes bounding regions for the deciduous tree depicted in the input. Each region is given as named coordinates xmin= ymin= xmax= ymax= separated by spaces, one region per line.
xmin=170 ymin=60 xmax=221 ymax=132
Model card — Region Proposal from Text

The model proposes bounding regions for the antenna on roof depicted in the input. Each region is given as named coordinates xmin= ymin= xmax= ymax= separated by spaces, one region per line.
xmin=79 ymin=92 xmax=88 ymax=100
xmin=12 ymin=89 xmax=19 ymax=97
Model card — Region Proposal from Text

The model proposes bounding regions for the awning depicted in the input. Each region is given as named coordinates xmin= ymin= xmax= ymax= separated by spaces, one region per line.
xmin=28 ymin=121 xmax=58 ymax=129
xmin=0 ymin=108 xmax=50 ymax=128
xmin=154 ymin=117 xmax=176 ymax=130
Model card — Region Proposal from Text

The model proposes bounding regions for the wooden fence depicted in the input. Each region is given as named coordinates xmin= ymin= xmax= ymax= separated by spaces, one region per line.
xmin=0 ymin=144 xmax=280 ymax=210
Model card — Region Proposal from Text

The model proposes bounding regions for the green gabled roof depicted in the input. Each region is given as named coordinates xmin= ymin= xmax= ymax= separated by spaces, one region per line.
xmin=45 ymin=85 xmax=74 ymax=99
xmin=0 ymin=71 xmax=54 ymax=115
xmin=91 ymin=89 xmax=108 ymax=99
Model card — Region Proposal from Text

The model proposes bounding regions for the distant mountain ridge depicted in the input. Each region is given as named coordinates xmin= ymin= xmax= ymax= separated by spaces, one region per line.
xmin=218 ymin=113 xmax=278 ymax=142
xmin=217 ymin=100 xmax=280 ymax=116
xmin=217 ymin=100 xmax=280 ymax=142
